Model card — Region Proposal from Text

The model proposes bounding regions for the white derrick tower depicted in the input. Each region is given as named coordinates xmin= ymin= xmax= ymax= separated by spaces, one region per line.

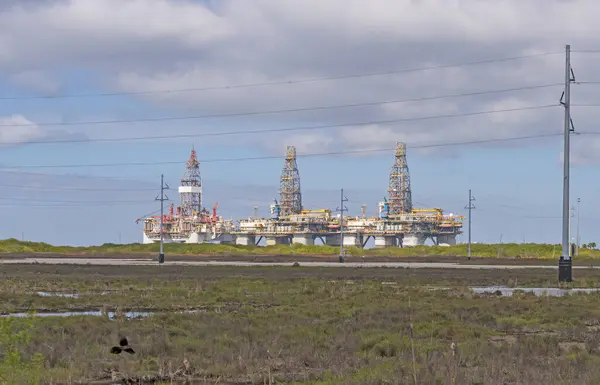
xmin=179 ymin=146 xmax=203 ymax=217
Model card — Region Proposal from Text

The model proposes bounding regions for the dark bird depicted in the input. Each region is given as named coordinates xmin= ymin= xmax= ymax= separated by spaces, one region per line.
xmin=110 ymin=337 xmax=135 ymax=355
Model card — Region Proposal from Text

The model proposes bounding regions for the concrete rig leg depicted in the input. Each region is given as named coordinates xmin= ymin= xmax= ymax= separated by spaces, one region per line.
xmin=292 ymin=234 xmax=314 ymax=245
xmin=342 ymin=234 xmax=362 ymax=248
xmin=403 ymin=234 xmax=426 ymax=247
xmin=374 ymin=236 xmax=394 ymax=248
xmin=326 ymin=234 xmax=341 ymax=247
xmin=437 ymin=234 xmax=457 ymax=246
xmin=266 ymin=236 xmax=291 ymax=246
xmin=235 ymin=235 xmax=256 ymax=246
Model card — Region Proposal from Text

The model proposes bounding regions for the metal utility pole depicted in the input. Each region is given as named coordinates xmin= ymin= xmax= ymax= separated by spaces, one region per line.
xmin=336 ymin=189 xmax=348 ymax=263
xmin=577 ymin=197 xmax=581 ymax=256
xmin=559 ymin=44 xmax=576 ymax=282
xmin=569 ymin=204 xmax=574 ymax=256
xmin=155 ymin=174 xmax=170 ymax=264
xmin=464 ymin=189 xmax=476 ymax=258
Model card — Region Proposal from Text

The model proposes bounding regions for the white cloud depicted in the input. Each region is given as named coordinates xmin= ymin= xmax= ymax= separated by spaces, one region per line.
xmin=0 ymin=115 xmax=45 ymax=145
xmin=0 ymin=115 xmax=89 ymax=147
xmin=568 ymin=134 xmax=600 ymax=165
xmin=2 ymin=0 xmax=600 ymax=160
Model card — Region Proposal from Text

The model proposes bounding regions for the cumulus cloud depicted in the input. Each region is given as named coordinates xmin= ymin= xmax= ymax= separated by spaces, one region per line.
xmin=0 ymin=115 xmax=46 ymax=144
xmin=0 ymin=115 xmax=88 ymax=146
xmin=2 ymin=0 xmax=600 ymax=160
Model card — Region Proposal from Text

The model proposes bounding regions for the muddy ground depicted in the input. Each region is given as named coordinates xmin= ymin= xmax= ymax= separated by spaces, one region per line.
xmin=0 ymin=263 xmax=597 ymax=287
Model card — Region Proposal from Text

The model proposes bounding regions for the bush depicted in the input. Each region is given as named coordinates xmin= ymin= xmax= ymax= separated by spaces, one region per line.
xmin=0 ymin=316 xmax=45 ymax=384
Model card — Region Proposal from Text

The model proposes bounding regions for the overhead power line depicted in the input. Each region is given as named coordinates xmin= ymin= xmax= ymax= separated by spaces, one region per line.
xmin=0 ymin=132 xmax=566 ymax=170
xmin=0 ymin=197 xmax=149 ymax=204
xmin=0 ymin=202 xmax=151 ymax=208
xmin=0 ymin=52 xmax=561 ymax=101
xmin=0 ymin=84 xmax=563 ymax=130
xmin=4 ymin=104 xmax=560 ymax=146
xmin=0 ymin=182 xmax=156 ymax=192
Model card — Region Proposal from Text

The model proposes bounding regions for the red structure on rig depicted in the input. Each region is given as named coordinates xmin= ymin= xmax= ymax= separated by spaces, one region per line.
xmin=139 ymin=147 xmax=236 ymax=244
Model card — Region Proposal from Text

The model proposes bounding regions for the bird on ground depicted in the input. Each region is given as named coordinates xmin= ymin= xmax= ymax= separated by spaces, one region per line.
xmin=110 ymin=337 xmax=135 ymax=355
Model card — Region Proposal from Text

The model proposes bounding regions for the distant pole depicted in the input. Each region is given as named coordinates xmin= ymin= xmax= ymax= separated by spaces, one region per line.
xmin=155 ymin=174 xmax=170 ymax=264
xmin=569 ymin=205 xmax=574 ymax=256
xmin=464 ymin=189 xmax=476 ymax=258
xmin=577 ymin=197 xmax=581 ymax=256
xmin=559 ymin=44 xmax=575 ymax=282
xmin=336 ymin=189 xmax=348 ymax=263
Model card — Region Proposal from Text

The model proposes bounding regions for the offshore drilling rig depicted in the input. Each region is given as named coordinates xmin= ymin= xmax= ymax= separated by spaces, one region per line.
xmin=234 ymin=145 xmax=338 ymax=246
xmin=369 ymin=142 xmax=462 ymax=246
xmin=139 ymin=147 xmax=236 ymax=244
xmin=138 ymin=142 xmax=462 ymax=247
xmin=233 ymin=142 xmax=463 ymax=247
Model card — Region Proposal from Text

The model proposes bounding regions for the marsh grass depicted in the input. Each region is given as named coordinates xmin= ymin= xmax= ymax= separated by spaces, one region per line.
xmin=4 ymin=265 xmax=600 ymax=383
xmin=2 ymin=238 xmax=600 ymax=260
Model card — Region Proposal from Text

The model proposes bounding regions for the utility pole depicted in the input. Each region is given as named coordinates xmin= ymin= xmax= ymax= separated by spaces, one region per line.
xmin=155 ymin=174 xmax=170 ymax=264
xmin=577 ymin=197 xmax=581 ymax=256
xmin=569 ymin=204 xmax=574 ymax=256
xmin=559 ymin=44 xmax=576 ymax=282
xmin=336 ymin=188 xmax=348 ymax=263
xmin=464 ymin=189 xmax=476 ymax=258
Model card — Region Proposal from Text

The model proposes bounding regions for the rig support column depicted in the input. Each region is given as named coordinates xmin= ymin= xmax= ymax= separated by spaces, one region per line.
xmin=437 ymin=234 xmax=457 ymax=246
xmin=292 ymin=234 xmax=314 ymax=245
xmin=266 ymin=236 xmax=291 ymax=246
xmin=235 ymin=235 xmax=256 ymax=246
xmin=403 ymin=234 xmax=426 ymax=246
xmin=374 ymin=236 xmax=394 ymax=248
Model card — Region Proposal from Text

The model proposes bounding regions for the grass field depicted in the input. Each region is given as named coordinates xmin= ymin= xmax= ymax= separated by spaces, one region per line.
xmin=2 ymin=264 xmax=600 ymax=384
xmin=0 ymin=238 xmax=597 ymax=260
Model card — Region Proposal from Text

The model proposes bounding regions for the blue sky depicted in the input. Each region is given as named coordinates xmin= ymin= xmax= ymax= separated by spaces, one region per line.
xmin=1 ymin=0 xmax=600 ymax=246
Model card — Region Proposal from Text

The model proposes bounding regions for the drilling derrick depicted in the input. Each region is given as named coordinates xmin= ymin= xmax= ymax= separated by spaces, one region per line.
xmin=179 ymin=146 xmax=203 ymax=217
xmin=387 ymin=141 xmax=412 ymax=216
xmin=279 ymin=145 xmax=302 ymax=216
